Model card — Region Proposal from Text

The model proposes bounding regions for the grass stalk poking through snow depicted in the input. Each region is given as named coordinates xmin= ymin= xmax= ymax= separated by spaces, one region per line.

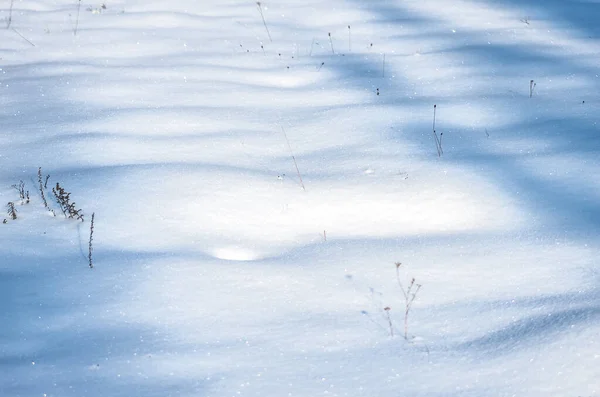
xmin=328 ymin=32 xmax=334 ymax=54
xmin=37 ymin=167 xmax=50 ymax=211
xmin=52 ymin=182 xmax=84 ymax=221
xmin=11 ymin=27 xmax=35 ymax=46
xmin=12 ymin=180 xmax=29 ymax=205
xmin=432 ymin=104 xmax=443 ymax=156
xmin=256 ymin=2 xmax=272 ymax=42
xmin=73 ymin=0 xmax=82 ymax=35
xmin=6 ymin=0 xmax=14 ymax=29
xmin=281 ymin=126 xmax=305 ymax=191
xmin=529 ymin=79 xmax=536 ymax=98
xmin=395 ymin=262 xmax=422 ymax=340
xmin=88 ymin=212 xmax=95 ymax=268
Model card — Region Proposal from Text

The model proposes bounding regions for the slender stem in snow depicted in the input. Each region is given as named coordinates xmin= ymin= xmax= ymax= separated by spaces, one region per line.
xmin=88 ymin=213 xmax=95 ymax=268
xmin=256 ymin=2 xmax=272 ymax=42
xmin=281 ymin=126 xmax=305 ymax=191
xmin=384 ymin=307 xmax=393 ymax=337
xmin=74 ymin=0 xmax=82 ymax=36
xmin=328 ymin=32 xmax=334 ymax=54
xmin=12 ymin=27 xmax=35 ymax=46
xmin=7 ymin=0 xmax=14 ymax=29
xmin=433 ymin=104 xmax=441 ymax=156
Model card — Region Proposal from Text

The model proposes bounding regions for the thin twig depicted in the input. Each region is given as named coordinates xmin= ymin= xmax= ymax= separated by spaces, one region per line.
xmin=328 ymin=32 xmax=334 ymax=54
xmin=11 ymin=27 xmax=35 ymax=46
xmin=281 ymin=126 xmax=305 ymax=191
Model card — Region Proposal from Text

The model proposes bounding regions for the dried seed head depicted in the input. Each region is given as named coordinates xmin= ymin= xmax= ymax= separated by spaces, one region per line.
xmin=384 ymin=307 xmax=391 ymax=311
xmin=395 ymin=262 xmax=402 ymax=268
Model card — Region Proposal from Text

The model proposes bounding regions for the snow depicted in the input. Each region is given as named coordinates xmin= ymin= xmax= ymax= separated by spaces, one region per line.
xmin=1 ymin=0 xmax=599 ymax=396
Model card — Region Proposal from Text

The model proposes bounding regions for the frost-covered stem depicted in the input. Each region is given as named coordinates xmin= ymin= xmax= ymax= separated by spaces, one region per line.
xmin=256 ymin=2 xmax=272 ymax=43
xmin=88 ymin=212 xmax=95 ymax=268
xmin=328 ymin=32 xmax=334 ymax=54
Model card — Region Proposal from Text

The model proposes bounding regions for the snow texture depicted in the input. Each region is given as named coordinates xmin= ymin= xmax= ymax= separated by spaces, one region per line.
xmin=1 ymin=0 xmax=599 ymax=396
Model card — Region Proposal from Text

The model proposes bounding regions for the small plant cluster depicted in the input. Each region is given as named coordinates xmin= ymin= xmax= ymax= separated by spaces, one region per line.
xmin=359 ymin=262 xmax=423 ymax=341
xmin=4 ymin=168 xmax=96 ymax=268
xmin=4 ymin=180 xmax=30 ymax=223
xmin=394 ymin=262 xmax=422 ymax=340
xmin=375 ymin=263 xmax=422 ymax=340
xmin=53 ymin=182 xmax=84 ymax=221
xmin=12 ymin=180 xmax=30 ymax=204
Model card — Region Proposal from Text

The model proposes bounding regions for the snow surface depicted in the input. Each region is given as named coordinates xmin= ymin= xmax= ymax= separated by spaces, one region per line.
xmin=1 ymin=0 xmax=599 ymax=396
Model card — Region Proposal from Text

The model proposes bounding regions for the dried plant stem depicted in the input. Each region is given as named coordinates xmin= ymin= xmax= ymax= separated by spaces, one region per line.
xmin=328 ymin=32 xmax=334 ymax=54
xmin=256 ymin=2 xmax=272 ymax=43
xmin=7 ymin=202 xmax=17 ymax=220
xmin=74 ymin=0 xmax=81 ymax=36
xmin=11 ymin=27 xmax=35 ymax=46
xmin=529 ymin=79 xmax=536 ymax=98
xmin=6 ymin=0 xmax=14 ymax=29
xmin=88 ymin=213 xmax=95 ymax=268
xmin=395 ymin=262 xmax=422 ymax=340
xmin=432 ymin=104 xmax=443 ymax=156
xmin=281 ymin=126 xmax=305 ymax=191
xmin=38 ymin=167 xmax=49 ymax=210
